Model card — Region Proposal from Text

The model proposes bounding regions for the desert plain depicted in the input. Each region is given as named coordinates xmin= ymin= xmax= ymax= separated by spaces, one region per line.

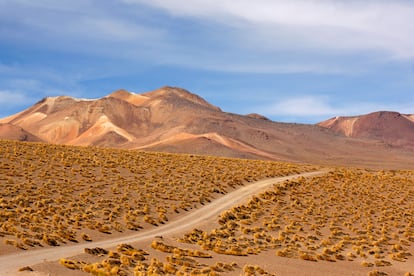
xmin=0 ymin=139 xmax=413 ymax=276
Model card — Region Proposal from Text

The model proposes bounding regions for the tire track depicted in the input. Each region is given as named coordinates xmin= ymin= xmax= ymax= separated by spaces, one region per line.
xmin=0 ymin=170 xmax=328 ymax=275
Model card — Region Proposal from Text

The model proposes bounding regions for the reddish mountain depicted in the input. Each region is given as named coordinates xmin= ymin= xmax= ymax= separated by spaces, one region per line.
xmin=0 ymin=123 xmax=43 ymax=142
xmin=318 ymin=111 xmax=414 ymax=149
xmin=1 ymin=87 xmax=413 ymax=168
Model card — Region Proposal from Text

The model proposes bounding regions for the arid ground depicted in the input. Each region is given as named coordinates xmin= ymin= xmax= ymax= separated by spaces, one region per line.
xmin=0 ymin=140 xmax=413 ymax=275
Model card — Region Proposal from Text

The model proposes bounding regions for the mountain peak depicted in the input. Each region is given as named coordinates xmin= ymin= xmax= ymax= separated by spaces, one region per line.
xmin=106 ymin=87 xmax=221 ymax=111
xmin=107 ymin=89 xmax=149 ymax=106
xmin=108 ymin=89 xmax=132 ymax=98
xmin=144 ymin=86 xmax=222 ymax=111
xmin=246 ymin=113 xmax=270 ymax=121
xmin=318 ymin=110 xmax=414 ymax=148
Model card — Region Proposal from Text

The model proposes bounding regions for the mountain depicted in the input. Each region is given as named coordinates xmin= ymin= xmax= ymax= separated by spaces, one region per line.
xmin=1 ymin=86 xmax=413 ymax=168
xmin=318 ymin=111 xmax=414 ymax=149
xmin=0 ymin=123 xmax=43 ymax=142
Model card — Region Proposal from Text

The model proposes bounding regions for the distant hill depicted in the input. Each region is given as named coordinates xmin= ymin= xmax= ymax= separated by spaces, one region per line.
xmin=318 ymin=111 xmax=414 ymax=149
xmin=0 ymin=123 xmax=42 ymax=142
xmin=1 ymin=86 xmax=413 ymax=168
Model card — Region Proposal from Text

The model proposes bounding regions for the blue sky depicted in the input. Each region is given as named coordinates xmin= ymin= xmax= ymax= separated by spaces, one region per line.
xmin=1 ymin=0 xmax=413 ymax=123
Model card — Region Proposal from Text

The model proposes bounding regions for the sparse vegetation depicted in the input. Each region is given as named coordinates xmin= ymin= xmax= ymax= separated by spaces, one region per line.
xmin=179 ymin=168 xmax=414 ymax=269
xmin=243 ymin=264 xmax=275 ymax=276
xmin=60 ymin=241 xmax=235 ymax=275
xmin=2 ymin=140 xmax=413 ymax=274
xmin=0 ymin=140 xmax=314 ymax=251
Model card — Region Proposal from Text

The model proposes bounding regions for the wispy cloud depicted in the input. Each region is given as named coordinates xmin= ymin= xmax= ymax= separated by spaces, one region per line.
xmin=0 ymin=81 xmax=51 ymax=117
xmin=0 ymin=90 xmax=30 ymax=105
xmin=0 ymin=77 xmax=85 ymax=118
xmin=3 ymin=0 xmax=413 ymax=75
xmin=0 ymin=0 xmax=166 ymax=59
xmin=259 ymin=95 xmax=414 ymax=123
xmin=262 ymin=96 xmax=337 ymax=117
xmin=125 ymin=0 xmax=414 ymax=59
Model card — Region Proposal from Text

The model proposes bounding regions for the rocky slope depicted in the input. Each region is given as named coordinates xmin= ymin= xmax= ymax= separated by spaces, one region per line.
xmin=318 ymin=111 xmax=414 ymax=149
xmin=1 ymin=86 xmax=413 ymax=168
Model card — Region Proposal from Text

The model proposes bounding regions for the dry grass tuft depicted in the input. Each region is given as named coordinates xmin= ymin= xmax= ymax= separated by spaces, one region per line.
xmin=0 ymin=140 xmax=314 ymax=252
xmin=367 ymin=270 xmax=389 ymax=276
xmin=177 ymin=168 xmax=414 ymax=269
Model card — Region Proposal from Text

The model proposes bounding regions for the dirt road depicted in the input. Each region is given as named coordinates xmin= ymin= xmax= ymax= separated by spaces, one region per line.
xmin=0 ymin=170 xmax=328 ymax=275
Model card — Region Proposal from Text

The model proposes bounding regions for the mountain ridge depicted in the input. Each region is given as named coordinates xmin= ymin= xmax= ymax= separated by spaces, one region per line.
xmin=1 ymin=87 xmax=413 ymax=168
xmin=318 ymin=111 xmax=414 ymax=149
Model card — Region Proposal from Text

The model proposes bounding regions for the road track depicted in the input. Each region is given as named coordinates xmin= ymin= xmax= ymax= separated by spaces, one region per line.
xmin=0 ymin=170 xmax=328 ymax=275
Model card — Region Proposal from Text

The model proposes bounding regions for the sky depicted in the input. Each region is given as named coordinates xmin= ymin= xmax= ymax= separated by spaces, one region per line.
xmin=0 ymin=0 xmax=413 ymax=123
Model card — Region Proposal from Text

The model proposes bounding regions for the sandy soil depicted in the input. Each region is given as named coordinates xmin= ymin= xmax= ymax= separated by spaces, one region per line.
xmin=0 ymin=170 xmax=328 ymax=275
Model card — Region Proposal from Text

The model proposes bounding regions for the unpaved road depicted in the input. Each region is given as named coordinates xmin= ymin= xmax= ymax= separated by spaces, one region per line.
xmin=0 ymin=170 xmax=328 ymax=275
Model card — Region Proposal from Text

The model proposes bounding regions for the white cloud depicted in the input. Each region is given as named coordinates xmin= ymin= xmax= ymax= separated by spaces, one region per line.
xmin=3 ymin=0 xmax=412 ymax=75
xmin=0 ymin=0 xmax=166 ymax=55
xmin=124 ymin=0 xmax=414 ymax=59
xmin=0 ymin=77 xmax=80 ymax=106
xmin=0 ymin=90 xmax=29 ymax=105
xmin=262 ymin=96 xmax=337 ymax=117
xmin=259 ymin=95 xmax=413 ymax=122
xmin=1 ymin=0 xmax=413 ymax=79
xmin=178 ymin=58 xmax=350 ymax=74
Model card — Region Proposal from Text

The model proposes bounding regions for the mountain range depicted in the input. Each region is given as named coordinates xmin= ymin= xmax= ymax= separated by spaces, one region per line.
xmin=1 ymin=86 xmax=413 ymax=168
